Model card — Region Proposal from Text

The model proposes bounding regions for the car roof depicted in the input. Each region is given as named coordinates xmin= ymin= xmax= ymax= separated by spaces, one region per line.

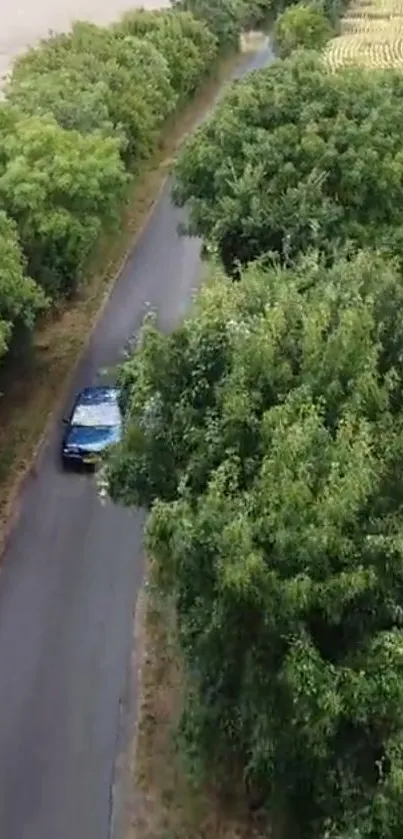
xmin=75 ymin=386 xmax=119 ymax=406
xmin=69 ymin=386 xmax=121 ymax=428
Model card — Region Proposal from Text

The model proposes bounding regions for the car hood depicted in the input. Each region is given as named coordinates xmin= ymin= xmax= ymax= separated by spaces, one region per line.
xmin=64 ymin=425 xmax=121 ymax=452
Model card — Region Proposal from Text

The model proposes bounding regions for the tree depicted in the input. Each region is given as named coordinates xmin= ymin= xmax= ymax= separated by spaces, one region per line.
xmin=8 ymin=23 xmax=178 ymax=168
xmin=116 ymin=9 xmax=218 ymax=97
xmin=7 ymin=68 xmax=116 ymax=137
xmin=314 ymin=0 xmax=349 ymax=29
xmin=172 ymin=0 xmax=275 ymax=41
xmin=171 ymin=0 xmax=244 ymax=47
xmin=107 ymin=249 xmax=403 ymax=839
xmin=0 ymin=211 xmax=46 ymax=360
xmin=240 ymin=0 xmax=277 ymax=28
xmin=0 ymin=6 xmax=223 ymax=330
xmin=274 ymin=3 xmax=332 ymax=57
xmin=173 ymin=51 xmax=403 ymax=274
xmin=0 ymin=115 xmax=127 ymax=297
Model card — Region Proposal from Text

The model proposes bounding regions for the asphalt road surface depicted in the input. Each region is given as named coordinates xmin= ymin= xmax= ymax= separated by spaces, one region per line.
xmin=0 ymin=42 xmax=273 ymax=839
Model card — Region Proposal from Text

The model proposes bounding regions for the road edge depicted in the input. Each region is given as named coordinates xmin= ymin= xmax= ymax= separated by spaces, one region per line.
xmin=108 ymin=587 xmax=147 ymax=839
xmin=0 ymin=173 xmax=169 ymax=561
xmin=110 ymin=36 xmax=272 ymax=839
xmin=0 ymin=36 xmax=271 ymax=838
xmin=0 ymin=43 xmax=255 ymax=561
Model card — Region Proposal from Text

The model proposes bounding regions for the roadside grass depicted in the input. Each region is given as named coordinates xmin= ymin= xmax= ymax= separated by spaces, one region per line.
xmin=128 ymin=563 xmax=268 ymax=839
xmin=0 ymin=46 xmax=257 ymax=544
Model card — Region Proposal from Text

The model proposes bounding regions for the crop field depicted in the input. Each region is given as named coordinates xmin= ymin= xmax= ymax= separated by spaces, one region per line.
xmin=325 ymin=0 xmax=403 ymax=69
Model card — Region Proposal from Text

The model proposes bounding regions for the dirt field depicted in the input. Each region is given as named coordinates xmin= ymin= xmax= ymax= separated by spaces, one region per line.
xmin=325 ymin=0 xmax=403 ymax=69
xmin=0 ymin=0 xmax=168 ymax=79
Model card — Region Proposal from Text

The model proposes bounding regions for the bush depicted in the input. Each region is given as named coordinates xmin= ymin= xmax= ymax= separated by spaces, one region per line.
xmin=0 ymin=3 xmax=223 ymax=332
xmin=173 ymin=51 xmax=403 ymax=274
xmin=8 ymin=22 xmax=179 ymax=168
xmin=108 ymin=248 xmax=403 ymax=839
xmin=240 ymin=0 xmax=276 ymax=27
xmin=171 ymin=0 xmax=244 ymax=48
xmin=274 ymin=3 xmax=333 ymax=56
xmin=116 ymin=9 xmax=218 ymax=98
xmin=0 ymin=114 xmax=128 ymax=297
xmin=0 ymin=211 xmax=46 ymax=360
xmin=315 ymin=0 xmax=349 ymax=29
xmin=172 ymin=0 xmax=275 ymax=46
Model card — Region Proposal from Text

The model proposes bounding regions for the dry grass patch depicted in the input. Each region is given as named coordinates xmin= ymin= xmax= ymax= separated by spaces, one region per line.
xmin=325 ymin=0 xmax=403 ymax=68
xmin=127 ymin=568 xmax=268 ymax=839
xmin=0 ymin=50 xmax=248 ymax=545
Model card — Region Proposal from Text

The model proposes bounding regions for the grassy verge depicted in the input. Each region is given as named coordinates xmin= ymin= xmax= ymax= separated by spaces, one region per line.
xmin=128 ymin=563 xmax=266 ymax=839
xmin=0 ymin=48 xmax=253 ymax=543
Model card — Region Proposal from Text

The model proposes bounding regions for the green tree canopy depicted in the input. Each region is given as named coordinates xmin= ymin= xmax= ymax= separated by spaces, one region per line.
xmin=108 ymin=249 xmax=403 ymax=839
xmin=8 ymin=66 xmax=116 ymax=137
xmin=172 ymin=0 xmax=274 ymax=42
xmin=116 ymin=9 xmax=218 ymax=97
xmin=244 ymin=0 xmax=277 ymax=26
xmin=274 ymin=3 xmax=333 ymax=57
xmin=0 ymin=211 xmax=46 ymax=359
xmin=173 ymin=51 xmax=403 ymax=273
xmin=316 ymin=0 xmax=349 ymax=28
xmin=171 ymin=0 xmax=244 ymax=47
xmin=9 ymin=23 xmax=178 ymax=168
xmin=0 ymin=4 xmax=226 ymax=367
xmin=0 ymin=114 xmax=127 ymax=297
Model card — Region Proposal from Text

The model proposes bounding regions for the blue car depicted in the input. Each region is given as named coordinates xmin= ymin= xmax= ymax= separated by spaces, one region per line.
xmin=62 ymin=386 xmax=122 ymax=467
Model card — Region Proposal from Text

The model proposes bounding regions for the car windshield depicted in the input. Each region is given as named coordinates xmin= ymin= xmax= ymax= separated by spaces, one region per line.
xmin=72 ymin=400 xmax=121 ymax=428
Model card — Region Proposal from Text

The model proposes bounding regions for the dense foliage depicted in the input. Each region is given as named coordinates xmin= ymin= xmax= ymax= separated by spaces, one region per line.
xmin=274 ymin=3 xmax=333 ymax=56
xmin=115 ymin=10 xmax=218 ymax=99
xmin=106 ymin=4 xmax=403 ymax=838
xmin=173 ymin=51 xmax=403 ymax=273
xmin=0 ymin=2 xmax=240 ymax=362
xmin=317 ymin=0 xmax=349 ymax=30
xmin=8 ymin=24 xmax=179 ymax=165
xmin=9 ymin=15 xmax=216 ymax=166
xmin=0 ymin=211 xmax=46 ymax=359
xmin=173 ymin=0 xmax=274 ymax=46
xmin=0 ymin=113 xmax=127 ymax=297
xmin=172 ymin=0 xmax=246 ymax=47
xmin=108 ymin=249 xmax=403 ymax=839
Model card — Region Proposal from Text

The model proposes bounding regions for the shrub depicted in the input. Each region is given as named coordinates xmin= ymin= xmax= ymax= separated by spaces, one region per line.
xmin=8 ymin=22 xmax=178 ymax=168
xmin=116 ymin=9 xmax=218 ymax=98
xmin=1 ymin=5 xmax=222 ymax=313
xmin=173 ymin=0 xmax=276 ymax=41
xmin=315 ymin=0 xmax=349 ymax=29
xmin=0 ymin=115 xmax=128 ymax=297
xmin=108 ymin=249 xmax=403 ymax=839
xmin=173 ymin=51 xmax=403 ymax=273
xmin=274 ymin=3 xmax=333 ymax=56
xmin=0 ymin=211 xmax=46 ymax=360
xmin=171 ymin=0 xmax=244 ymax=48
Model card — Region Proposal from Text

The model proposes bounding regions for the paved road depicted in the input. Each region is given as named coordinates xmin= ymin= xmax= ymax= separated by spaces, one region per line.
xmin=0 ymin=43 xmax=272 ymax=839
xmin=0 ymin=0 xmax=167 ymax=80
